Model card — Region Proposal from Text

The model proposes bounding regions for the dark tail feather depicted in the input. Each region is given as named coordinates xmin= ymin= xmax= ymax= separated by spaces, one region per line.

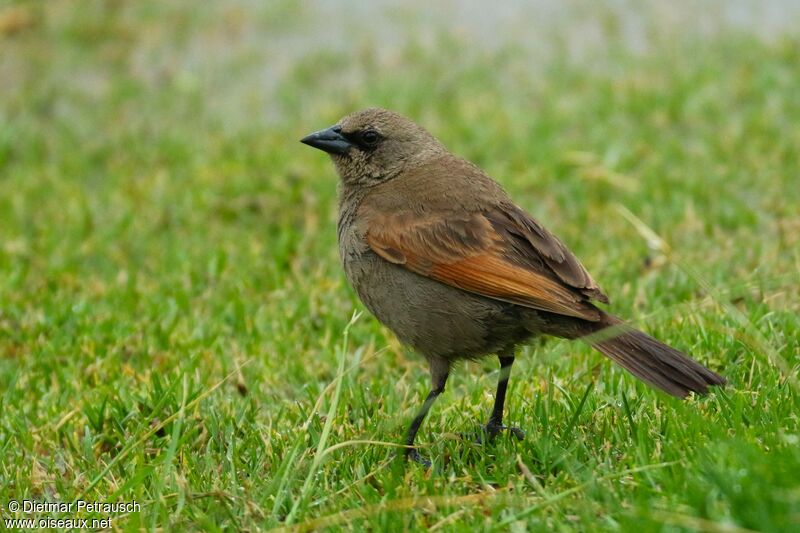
xmin=586 ymin=315 xmax=726 ymax=398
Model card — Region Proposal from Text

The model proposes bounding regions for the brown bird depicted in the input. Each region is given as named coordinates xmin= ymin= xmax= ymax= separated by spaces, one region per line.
xmin=301 ymin=108 xmax=725 ymax=466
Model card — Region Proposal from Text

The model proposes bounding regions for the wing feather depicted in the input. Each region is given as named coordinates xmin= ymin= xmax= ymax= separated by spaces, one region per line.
xmin=365 ymin=207 xmax=606 ymax=321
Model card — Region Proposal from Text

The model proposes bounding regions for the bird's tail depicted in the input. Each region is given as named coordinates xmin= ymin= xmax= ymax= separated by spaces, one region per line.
xmin=580 ymin=314 xmax=726 ymax=398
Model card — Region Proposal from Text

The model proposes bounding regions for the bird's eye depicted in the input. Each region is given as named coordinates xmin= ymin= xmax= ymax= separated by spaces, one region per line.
xmin=361 ymin=130 xmax=380 ymax=145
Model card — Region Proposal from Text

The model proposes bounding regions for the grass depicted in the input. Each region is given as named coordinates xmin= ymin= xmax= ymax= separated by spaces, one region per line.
xmin=1 ymin=1 xmax=799 ymax=531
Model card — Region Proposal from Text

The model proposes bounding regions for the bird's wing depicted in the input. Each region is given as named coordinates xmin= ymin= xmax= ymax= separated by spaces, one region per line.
xmin=364 ymin=203 xmax=608 ymax=321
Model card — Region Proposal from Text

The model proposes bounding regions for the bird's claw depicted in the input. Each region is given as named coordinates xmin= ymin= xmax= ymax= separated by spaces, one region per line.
xmin=491 ymin=424 xmax=525 ymax=441
xmin=405 ymin=448 xmax=432 ymax=468
xmin=465 ymin=423 xmax=526 ymax=444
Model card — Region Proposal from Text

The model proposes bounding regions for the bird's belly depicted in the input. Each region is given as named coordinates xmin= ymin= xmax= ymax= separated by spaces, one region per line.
xmin=343 ymin=250 xmax=531 ymax=359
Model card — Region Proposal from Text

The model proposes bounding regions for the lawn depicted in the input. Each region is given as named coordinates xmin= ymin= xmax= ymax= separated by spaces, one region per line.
xmin=1 ymin=1 xmax=799 ymax=531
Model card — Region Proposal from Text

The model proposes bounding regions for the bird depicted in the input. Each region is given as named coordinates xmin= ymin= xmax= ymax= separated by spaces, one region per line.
xmin=301 ymin=107 xmax=726 ymax=466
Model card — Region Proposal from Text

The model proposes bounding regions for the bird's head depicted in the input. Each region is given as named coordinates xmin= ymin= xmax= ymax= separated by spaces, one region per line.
xmin=301 ymin=108 xmax=445 ymax=186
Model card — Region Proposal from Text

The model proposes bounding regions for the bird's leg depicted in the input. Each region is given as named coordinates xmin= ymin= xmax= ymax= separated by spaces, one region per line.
xmin=484 ymin=354 xmax=525 ymax=441
xmin=405 ymin=360 xmax=449 ymax=467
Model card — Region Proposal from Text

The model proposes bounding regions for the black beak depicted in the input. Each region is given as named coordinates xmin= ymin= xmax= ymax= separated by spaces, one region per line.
xmin=300 ymin=125 xmax=353 ymax=155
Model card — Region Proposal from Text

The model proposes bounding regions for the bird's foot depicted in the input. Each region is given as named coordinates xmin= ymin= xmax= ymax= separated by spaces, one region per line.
xmin=461 ymin=423 xmax=525 ymax=444
xmin=405 ymin=447 xmax=432 ymax=468
xmin=486 ymin=423 xmax=526 ymax=441
xmin=466 ymin=423 xmax=525 ymax=444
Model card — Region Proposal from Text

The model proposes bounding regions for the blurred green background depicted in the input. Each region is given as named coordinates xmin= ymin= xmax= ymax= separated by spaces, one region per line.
xmin=1 ymin=1 xmax=798 ymax=531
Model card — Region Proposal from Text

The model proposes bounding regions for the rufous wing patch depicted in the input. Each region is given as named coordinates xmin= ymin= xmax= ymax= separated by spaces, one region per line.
xmin=430 ymin=254 xmax=600 ymax=320
xmin=364 ymin=210 xmax=602 ymax=321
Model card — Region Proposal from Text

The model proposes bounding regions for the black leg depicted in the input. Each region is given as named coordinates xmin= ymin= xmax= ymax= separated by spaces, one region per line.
xmin=405 ymin=361 xmax=449 ymax=467
xmin=404 ymin=388 xmax=443 ymax=466
xmin=485 ymin=354 xmax=525 ymax=441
